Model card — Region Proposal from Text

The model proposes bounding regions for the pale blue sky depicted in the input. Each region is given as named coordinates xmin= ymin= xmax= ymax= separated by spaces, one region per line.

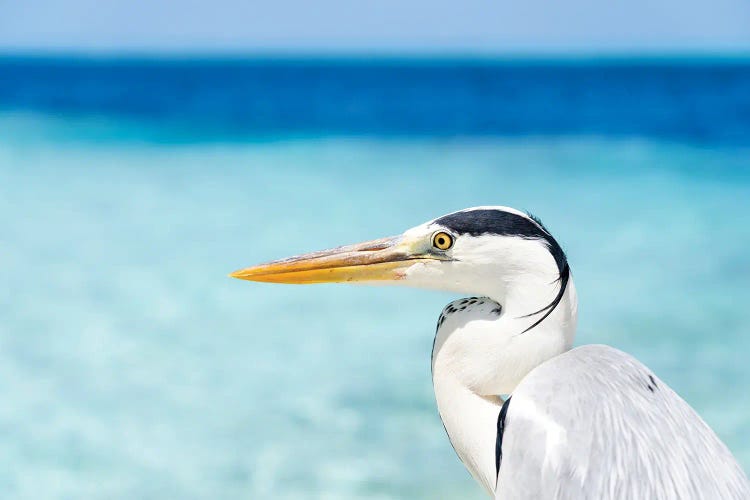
xmin=1 ymin=0 xmax=749 ymax=54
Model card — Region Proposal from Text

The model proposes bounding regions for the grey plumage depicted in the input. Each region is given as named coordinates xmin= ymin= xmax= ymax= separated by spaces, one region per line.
xmin=496 ymin=345 xmax=750 ymax=499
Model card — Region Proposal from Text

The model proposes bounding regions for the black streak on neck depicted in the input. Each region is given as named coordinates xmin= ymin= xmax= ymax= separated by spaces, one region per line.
xmin=495 ymin=396 xmax=512 ymax=485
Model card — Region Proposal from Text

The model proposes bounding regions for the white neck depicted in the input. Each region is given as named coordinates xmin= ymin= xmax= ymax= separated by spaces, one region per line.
xmin=431 ymin=276 xmax=577 ymax=496
xmin=433 ymin=374 xmax=503 ymax=495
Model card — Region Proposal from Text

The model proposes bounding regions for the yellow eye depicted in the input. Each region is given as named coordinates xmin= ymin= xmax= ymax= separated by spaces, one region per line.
xmin=432 ymin=231 xmax=454 ymax=250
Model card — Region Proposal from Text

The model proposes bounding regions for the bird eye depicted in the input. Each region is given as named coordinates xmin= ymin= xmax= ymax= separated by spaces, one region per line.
xmin=432 ymin=231 xmax=454 ymax=250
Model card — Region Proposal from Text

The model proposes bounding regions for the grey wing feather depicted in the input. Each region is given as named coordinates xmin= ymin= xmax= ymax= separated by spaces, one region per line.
xmin=495 ymin=345 xmax=750 ymax=500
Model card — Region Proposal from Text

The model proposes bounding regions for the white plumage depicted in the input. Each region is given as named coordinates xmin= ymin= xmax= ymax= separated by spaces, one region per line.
xmin=232 ymin=206 xmax=750 ymax=499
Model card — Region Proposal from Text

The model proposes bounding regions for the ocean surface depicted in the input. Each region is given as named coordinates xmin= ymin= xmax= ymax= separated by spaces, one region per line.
xmin=1 ymin=57 xmax=749 ymax=499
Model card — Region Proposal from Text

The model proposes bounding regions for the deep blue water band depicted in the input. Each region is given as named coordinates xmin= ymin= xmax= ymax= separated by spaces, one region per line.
xmin=1 ymin=56 xmax=749 ymax=145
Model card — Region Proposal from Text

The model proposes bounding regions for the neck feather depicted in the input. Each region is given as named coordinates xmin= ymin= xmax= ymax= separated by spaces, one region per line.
xmin=431 ymin=277 xmax=577 ymax=496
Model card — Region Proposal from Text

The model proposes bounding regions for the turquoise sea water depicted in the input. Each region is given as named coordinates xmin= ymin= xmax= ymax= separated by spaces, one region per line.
xmin=1 ymin=59 xmax=749 ymax=498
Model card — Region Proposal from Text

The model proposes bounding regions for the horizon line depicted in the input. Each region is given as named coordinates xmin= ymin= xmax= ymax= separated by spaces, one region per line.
xmin=2 ymin=46 xmax=750 ymax=61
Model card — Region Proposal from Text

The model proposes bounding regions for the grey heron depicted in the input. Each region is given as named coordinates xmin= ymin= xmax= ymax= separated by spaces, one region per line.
xmin=231 ymin=206 xmax=750 ymax=499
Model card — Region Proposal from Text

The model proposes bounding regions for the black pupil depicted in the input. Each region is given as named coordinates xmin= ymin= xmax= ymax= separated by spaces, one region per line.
xmin=438 ymin=237 xmax=445 ymax=245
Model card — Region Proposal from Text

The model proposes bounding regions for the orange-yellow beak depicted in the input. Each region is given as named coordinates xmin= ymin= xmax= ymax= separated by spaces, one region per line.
xmin=230 ymin=235 xmax=430 ymax=284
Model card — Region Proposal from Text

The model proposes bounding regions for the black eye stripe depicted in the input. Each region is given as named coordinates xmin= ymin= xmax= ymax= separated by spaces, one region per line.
xmin=434 ymin=208 xmax=570 ymax=334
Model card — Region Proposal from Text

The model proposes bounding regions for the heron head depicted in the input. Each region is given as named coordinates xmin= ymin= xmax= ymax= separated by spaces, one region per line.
xmin=231 ymin=207 xmax=570 ymax=321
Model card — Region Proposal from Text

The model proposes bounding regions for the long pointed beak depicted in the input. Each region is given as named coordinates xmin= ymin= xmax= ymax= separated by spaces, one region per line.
xmin=230 ymin=236 xmax=427 ymax=284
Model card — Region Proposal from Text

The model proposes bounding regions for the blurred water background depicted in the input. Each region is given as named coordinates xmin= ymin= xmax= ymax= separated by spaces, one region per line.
xmin=1 ymin=56 xmax=749 ymax=499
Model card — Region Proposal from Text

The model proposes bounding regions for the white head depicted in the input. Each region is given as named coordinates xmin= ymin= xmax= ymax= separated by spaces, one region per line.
xmin=404 ymin=206 xmax=577 ymax=395
xmin=232 ymin=206 xmax=578 ymax=393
